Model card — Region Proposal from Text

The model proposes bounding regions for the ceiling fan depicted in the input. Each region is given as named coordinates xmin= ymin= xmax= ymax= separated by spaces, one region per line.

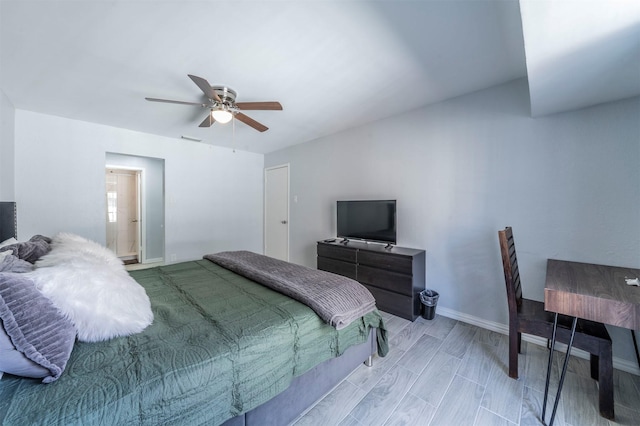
xmin=146 ymin=74 xmax=282 ymax=132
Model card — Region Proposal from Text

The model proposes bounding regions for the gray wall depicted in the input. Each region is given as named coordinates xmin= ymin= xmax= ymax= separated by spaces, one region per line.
xmin=265 ymin=78 xmax=640 ymax=366
xmin=14 ymin=110 xmax=264 ymax=262
xmin=106 ymin=153 xmax=165 ymax=261
xmin=0 ymin=89 xmax=15 ymax=201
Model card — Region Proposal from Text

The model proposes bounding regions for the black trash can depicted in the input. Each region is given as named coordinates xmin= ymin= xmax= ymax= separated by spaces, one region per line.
xmin=420 ymin=289 xmax=439 ymax=320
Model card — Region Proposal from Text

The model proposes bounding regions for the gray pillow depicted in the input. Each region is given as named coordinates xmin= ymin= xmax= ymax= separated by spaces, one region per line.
xmin=0 ymin=235 xmax=51 ymax=264
xmin=0 ymin=272 xmax=76 ymax=382
xmin=0 ymin=326 xmax=49 ymax=378
xmin=0 ymin=254 xmax=34 ymax=273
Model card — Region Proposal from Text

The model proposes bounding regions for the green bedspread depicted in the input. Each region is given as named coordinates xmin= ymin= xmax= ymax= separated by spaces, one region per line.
xmin=0 ymin=260 xmax=387 ymax=425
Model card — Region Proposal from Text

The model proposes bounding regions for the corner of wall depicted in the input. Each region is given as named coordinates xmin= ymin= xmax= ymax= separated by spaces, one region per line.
xmin=0 ymin=89 xmax=16 ymax=200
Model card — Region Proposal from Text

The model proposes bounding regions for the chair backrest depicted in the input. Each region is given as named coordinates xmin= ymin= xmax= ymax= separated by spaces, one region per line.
xmin=498 ymin=227 xmax=523 ymax=313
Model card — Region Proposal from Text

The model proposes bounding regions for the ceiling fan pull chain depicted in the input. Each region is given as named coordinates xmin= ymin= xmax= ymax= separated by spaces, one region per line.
xmin=232 ymin=114 xmax=236 ymax=153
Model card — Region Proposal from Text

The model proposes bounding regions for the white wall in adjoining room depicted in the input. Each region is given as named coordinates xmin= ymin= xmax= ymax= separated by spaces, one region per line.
xmin=0 ymin=89 xmax=15 ymax=200
xmin=265 ymin=78 xmax=640 ymax=366
xmin=14 ymin=110 xmax=264 ymax=262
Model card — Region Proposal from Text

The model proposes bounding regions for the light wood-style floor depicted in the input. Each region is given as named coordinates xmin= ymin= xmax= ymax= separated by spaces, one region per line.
xmin=293 ymin=312 xmax=640 ymax=426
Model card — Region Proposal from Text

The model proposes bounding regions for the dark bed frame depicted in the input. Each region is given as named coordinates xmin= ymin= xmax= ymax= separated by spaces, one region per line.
xmin=223 ymin=329 xmax=376 ymax=426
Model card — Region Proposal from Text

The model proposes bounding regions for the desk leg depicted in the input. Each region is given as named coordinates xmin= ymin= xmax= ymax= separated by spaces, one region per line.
xmin=542 ymin=313 xmax=559 ymax=421
xmin=632 ymin=330 xmax=640 ymax=369
xmin=542 ymin=315 xmax=578 ymax=426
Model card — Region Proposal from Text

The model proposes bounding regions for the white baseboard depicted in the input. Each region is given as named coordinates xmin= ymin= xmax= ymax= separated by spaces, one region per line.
xmin=143 ymin=257 xmax=163 ymax=264
xmin=436 ymin=306 xmax=640 ymax=376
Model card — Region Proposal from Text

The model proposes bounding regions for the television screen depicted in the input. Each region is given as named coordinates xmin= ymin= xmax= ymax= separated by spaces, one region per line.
xmin=337 ymin=200 xmax=396 ymax=244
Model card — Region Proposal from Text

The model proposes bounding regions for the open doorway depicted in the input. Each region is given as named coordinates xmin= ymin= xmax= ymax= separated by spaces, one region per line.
xmin=106 ymin=168 xmax=141 ymax=264
xmin=105 ymin=153 xmax=165 ymax=266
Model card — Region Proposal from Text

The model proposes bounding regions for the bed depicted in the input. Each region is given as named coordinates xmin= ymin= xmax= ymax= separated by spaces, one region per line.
xmin=0 ymin=224 xmax=388 ymax=425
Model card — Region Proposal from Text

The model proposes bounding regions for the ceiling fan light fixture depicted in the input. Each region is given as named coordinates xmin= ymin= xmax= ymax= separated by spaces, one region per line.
xmin=147 ymin=75 xmax=279 ymax=132
xmin=211 ymin=108 xmax=233 ymax=124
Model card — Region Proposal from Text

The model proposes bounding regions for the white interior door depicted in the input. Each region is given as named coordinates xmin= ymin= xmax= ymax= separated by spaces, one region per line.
xmin=106 ymin=168 xmax=140 ymax=261
xmin=265 ymin=165 xmax=289 ymax=261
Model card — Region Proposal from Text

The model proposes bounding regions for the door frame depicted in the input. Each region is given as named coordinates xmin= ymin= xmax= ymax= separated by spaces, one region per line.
xmin=105 ymin=165 xmax=144 ymax=263
xmin=264 ymin=164 xmax=290 ymax=261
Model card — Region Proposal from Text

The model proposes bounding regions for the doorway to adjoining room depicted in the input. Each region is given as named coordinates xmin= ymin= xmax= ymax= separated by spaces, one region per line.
xmin=106 ymin=168 xmax=141 ymax=265
xmin=105 ymin=152 xmax=165 ymax=268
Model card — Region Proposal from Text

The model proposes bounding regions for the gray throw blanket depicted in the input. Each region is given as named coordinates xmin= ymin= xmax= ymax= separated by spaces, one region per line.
xmin=204 ymin=251 xmax=377 ymax=330
xmin=0 ymin=235 xmax=51 ymax=264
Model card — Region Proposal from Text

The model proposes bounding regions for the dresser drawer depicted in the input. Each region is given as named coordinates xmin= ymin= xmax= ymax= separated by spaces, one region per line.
xmin=358 ymin=265 xmax=413 ymax=296
xmin=358 ymin=251 xmax=413 ymax=274
xmin=317 ymin=257 xmax=357 ymax=280
xmin=364 ymin=285 xmax=416 ymax=321
xmin=317 ymin=243 xmax=356 ymax=263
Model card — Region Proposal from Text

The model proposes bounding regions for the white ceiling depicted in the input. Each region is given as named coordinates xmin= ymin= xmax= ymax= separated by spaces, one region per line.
xmin=521 ymin=0 xmax=640 ymax=117
xmin=1 ymin=1 xmax=638 ymax=154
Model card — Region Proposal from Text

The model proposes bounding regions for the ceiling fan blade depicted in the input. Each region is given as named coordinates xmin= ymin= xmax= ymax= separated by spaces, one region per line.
xmin=235 ymin=112 xmax=268 ymax=132
xmin=236 ymin=101 xmax=283 ymax=111
xmin=188 ymin=74 xmax=221 ymax=102
xmin=199 ymin=114 xmax=215 ymax=127
xmin=145 ymin=97 xmax=207 ymax=107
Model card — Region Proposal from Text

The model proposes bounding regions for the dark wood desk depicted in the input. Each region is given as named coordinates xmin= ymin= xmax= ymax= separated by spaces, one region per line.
xmin=545 ymin=259 xmax=640 ymax=329
xmin=542 ymin=259 xmax=640 ymax=425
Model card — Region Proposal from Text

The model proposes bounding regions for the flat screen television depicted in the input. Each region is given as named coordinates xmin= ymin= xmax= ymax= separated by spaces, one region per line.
xmin=337 ymin=200 xmax=396 ymax=245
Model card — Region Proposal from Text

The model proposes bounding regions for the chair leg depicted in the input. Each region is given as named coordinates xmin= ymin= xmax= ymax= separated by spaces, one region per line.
xmin=508 ymin=327 xmax=519 ymax=379
xmin=597 ymin=344 xmax=614 ymax=420
xmin=590 ymin=354 xmax=599 ymax=381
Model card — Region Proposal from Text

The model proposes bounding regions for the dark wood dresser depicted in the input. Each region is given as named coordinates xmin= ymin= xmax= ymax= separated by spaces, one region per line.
xmin=317 ymin=240 xmax=426 ymax=321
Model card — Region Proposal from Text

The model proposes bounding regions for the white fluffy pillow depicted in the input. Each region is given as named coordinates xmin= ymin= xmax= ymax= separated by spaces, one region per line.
xmin=28 ymin=233 xmax=153 ymax=342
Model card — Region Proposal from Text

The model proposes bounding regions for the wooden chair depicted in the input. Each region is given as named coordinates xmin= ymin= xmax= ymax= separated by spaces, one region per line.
xmin=498 ymin=227 xmax=614 ymax=419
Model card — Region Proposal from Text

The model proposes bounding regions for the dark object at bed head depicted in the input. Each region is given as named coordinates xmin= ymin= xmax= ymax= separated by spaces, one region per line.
xmin=0 ymin=202 xmax=17 ymax=242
